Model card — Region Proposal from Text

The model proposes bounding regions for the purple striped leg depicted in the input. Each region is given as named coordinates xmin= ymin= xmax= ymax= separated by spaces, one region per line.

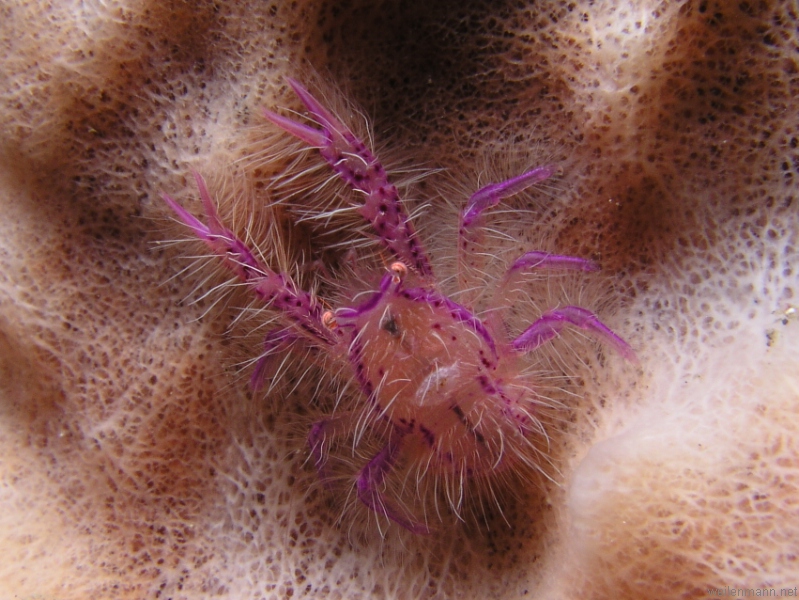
xmin=356 ymin=436 xmax=431 ymax=535
xmin=309 ymin=416 xmax=430 ymax=534
xmin=162 ymin=172 xmax=336 ymax=347
xmin=264 ymin=79 xmax=432 ymax=278
xmin=512 ymin=306 xmax=637 ymax=361
xmin=457 ymin=165 xmax=556 ymax=297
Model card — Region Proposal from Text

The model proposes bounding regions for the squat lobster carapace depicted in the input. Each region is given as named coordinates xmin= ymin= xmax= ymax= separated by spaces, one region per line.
xmin=162 ymin=79 xmax=635 ymax=535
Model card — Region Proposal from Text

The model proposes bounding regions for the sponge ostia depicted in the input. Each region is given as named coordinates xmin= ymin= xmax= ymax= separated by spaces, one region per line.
xmin=0 ymin=1 xmax=796 ymax=598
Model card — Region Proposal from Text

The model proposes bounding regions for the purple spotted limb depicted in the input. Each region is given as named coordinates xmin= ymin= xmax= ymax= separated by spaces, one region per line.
xmin=457 ymin=165 xmax=557 ymax=295
xmin=264 ymin=79 xmax=432 ymax=278
xmin=310 ymin=414 xmax=431 ymax=535
xmin=163 ymin=80 xmax=635 ymax=535
xmin=162 ymin=172 xmax=335 ymax=346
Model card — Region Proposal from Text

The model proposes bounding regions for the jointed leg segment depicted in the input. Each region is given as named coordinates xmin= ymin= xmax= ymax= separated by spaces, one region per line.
xmin=309 ymin=417 xmax=431 ymax=534
xmin=356 ymin=436 xmax=430 ymax=534
xmin=512 ymin=306 xmax=636 ymax=361
xmin=264 ymin=79 xmax=433 ymax=278
xmin=461 ymin=165 xmax=556 ymax=228
xmin=163 ymin=172 xmax=335 ymax=345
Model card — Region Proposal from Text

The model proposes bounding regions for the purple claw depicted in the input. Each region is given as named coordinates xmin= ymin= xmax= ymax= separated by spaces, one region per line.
xmin=285 ymin=78 xmax=350 ymax=138
xmin=461 ymin=165 xmax=555 ymax=228
xmin=264 ymin=80 xmax=433 ymax=277
xmin=457 ymin=166 xmax=558 ymax=301
xmin=509 ymin=251 xmax=600 ymax=274
xmin=262 ymin=110 xmax=328 ymax=147
xmin=161 ymin=192 xmax=208 ymax=239
xmin=357 ymin=438 xmax=431 ymax=535
xmin=163 ymin=172 xmax=260 ymax=277
xmin=512 ymin=306 xmax=637 ymax=362
xmin=163 ymin=173 xmax=335 ymax=345
xmin=310 ymin=418 xmax=431 ymax=533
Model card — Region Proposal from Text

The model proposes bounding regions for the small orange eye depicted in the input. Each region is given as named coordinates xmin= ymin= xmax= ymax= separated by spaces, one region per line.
xmin=322 ymin=310 xmax=337 ymax=329
xmin=390 ymin=261 xmax=407 ymax=283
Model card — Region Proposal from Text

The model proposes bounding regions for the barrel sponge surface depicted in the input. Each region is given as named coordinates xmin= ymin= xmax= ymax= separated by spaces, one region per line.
xmin=0 ymin=1 xmax=797 ymax=598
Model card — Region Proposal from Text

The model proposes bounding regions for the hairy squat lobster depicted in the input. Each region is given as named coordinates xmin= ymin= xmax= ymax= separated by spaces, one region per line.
xmin=163 ymin=79 xmax=634 ymax=534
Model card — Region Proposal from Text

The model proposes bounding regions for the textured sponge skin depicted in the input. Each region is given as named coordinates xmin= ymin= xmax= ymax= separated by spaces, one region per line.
xmin=1 ymin=1 xmax=797 ymax=599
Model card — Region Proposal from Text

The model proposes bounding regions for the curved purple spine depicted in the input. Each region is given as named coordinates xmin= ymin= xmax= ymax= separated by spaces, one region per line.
xmin=512 ymin=306 xmax=637 ymax=361
xmin=461 ymin=165 xmax=555 ymax=228
xmin=509 ymin=251 xmax=600 ymax=273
